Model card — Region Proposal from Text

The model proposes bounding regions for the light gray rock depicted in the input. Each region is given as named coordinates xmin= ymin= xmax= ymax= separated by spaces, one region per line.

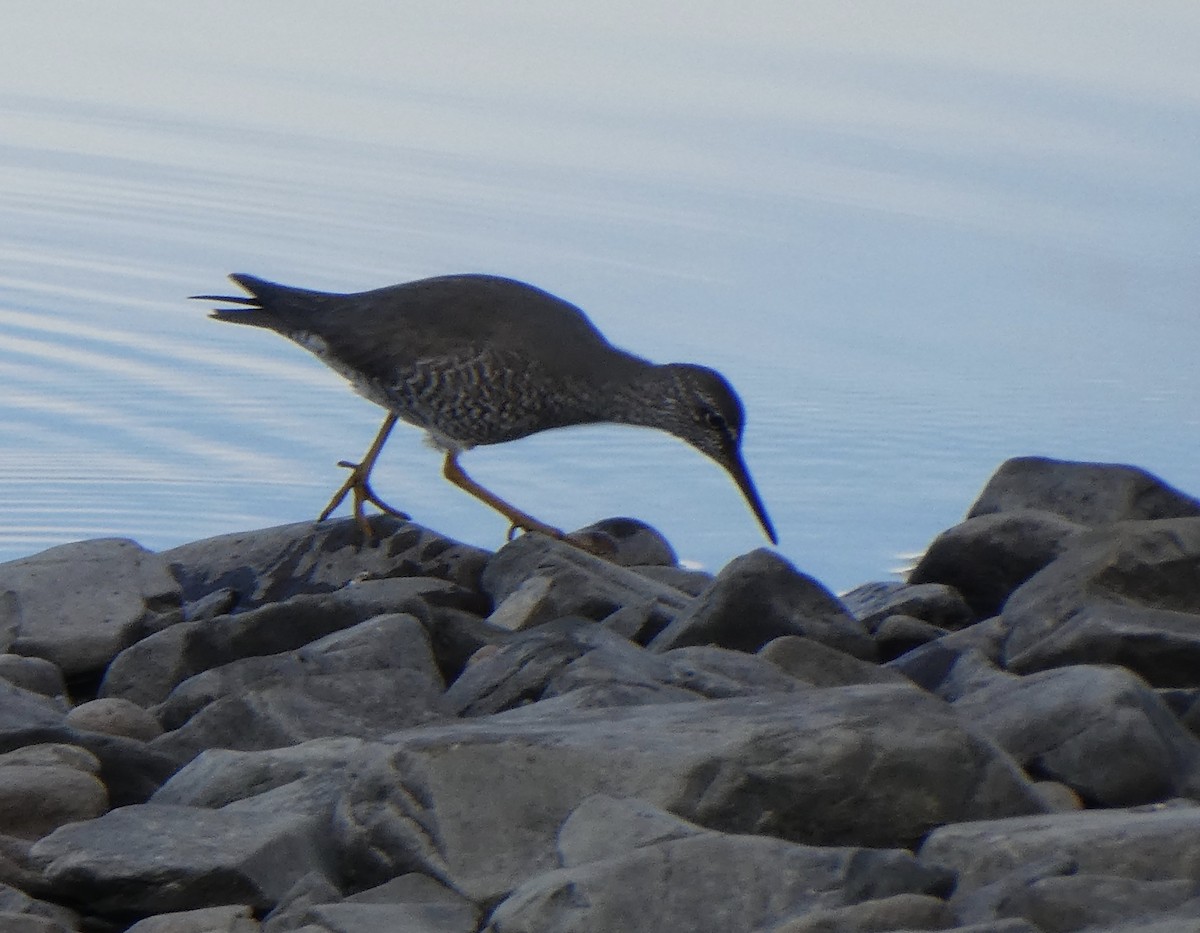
xmin=920 ymin=805 xmax=1200 ymax=893
xmin=967 ymin=457 xmax=1200 ymax=525
xmin=0 ymin=538 xmax=181 ymax=676
xmin=125 ymin=904 xmax=260 ymax=932
xmin=31 ymin=803 xmax=334 ymax=916
xmin=162 ymin=516 xmax=489 ymax=611
xmin=0 ymin=912 xmax=76 ymax=932
xmin=953 ymin=664 xmax=1200 ymax=805
xmin=336 ymin=685 xmax=1043 ymax=902
xmin=649 ymin=550 xmax=874 ymax=659
xmin=0 ymin=680 xmax=67 ymax=734
xmin=1002 ymin=518 xmax=1200 ymax=686
xmin=102 ymin=577 xmax=468 ymax=707
xmin=0 ymin=744 xmax=99 ymax=773
xmin=556 ymin=796 xmax=703 ymax=867
xmin=487 ymin=821 xmax=948 ymax=933
xmin=995 ymin=873 xmax=1200 ymax=933
xmin=0 ymin=765 xmax=108 ymax=840
xmin=66 ymin=698 xmax=163 ymax=742
xmin=0 ymin=656 xmax=65 ymax=699
xmin=764 ymin=892 xmax=952 ymax=932
xmin=153 ymin=737 xmax=369 ymax=808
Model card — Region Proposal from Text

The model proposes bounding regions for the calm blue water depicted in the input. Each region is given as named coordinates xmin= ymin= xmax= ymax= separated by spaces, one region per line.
xmin=2 ymin=4 xmax=1198 ymax=590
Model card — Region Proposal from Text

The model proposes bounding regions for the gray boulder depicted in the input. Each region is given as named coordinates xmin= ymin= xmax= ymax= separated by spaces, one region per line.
xmin=163 ymin=516 xmax=490 ymax=612
xmin=336 ymin=685 xmax=1043 ymax=902
xmin=1002 ymin=518 xmax=1200 ymax=686
xmin=649 ymin=549 xmax=874 ymax=658
xmin=967 ymin=457 xmax=1200 ymax=525
xmin=0 ymin=539 xmax=181 ymax=676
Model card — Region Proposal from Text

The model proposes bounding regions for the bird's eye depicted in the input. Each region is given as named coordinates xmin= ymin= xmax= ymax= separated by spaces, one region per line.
xmin=702 ymin=409 xmax=727 ymax=431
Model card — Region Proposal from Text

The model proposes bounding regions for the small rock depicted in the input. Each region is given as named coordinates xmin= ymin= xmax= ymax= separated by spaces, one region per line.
xmin=125 ymin=904 xmax=260 ymax=932
xmin=0 ymin=764 xmax=107 ymax=839
xmin=66 ymin=697 xmax=163 ymax=742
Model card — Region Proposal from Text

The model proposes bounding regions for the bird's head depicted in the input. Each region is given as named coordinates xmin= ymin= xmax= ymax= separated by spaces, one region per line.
xmin=633 ymin=363 xmax=777 ymax=545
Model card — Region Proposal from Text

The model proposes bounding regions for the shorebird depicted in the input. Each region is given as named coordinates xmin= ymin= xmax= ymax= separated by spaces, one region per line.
xmin=195 ymin=273 xmax=777 ymax=546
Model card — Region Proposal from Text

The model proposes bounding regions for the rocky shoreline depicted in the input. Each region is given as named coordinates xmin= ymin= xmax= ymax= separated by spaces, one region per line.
xmin=3 ymin=455 xmax=1200 ymax=932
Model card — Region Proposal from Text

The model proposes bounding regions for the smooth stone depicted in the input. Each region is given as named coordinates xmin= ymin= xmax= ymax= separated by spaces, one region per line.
xmin=66 ymin=697 xmax=163 ymax=742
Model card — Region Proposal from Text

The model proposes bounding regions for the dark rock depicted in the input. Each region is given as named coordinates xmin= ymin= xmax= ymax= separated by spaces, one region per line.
xmin=649 ymin=550 xmax=874 ymax=659
xmin=101 ymin=577 xmax=471 ymax=707
xmin=758 ymin=636 xmax=910 ymax=688
xmin=0 ymin=681 xmax=67 ymax=735
xmin=0 ymin=880 xmax=80 ymax=931
xmin=570 ymin=518 xmax=678 ymax=567
xmin=30 ymin=803 xmax=335 ymax=917
xmin=967 ymin=457 xmax=1200 ymax=525
xmin=1002 ymin=518 xmax=1200 ymax=686
xmin=953 ymin=664 xmax=1200 ymax=806
xmin=0 ymin=656 xmax=65 ymax=700
xmin=908 ymin=509 xmax=1086 ymax=618
xmin=840 ymin=581 xmax=974 ymax=631
xmin=162 ymin=516 xmax=490 ymax=612
xmin=629 ymin=565 xmax=714 ymax=596
xmin=873 ymin=615 xmax=950 ymax=661
xmin=481 ymin=535 xmax=691 ymax=632
xmin=0 ymin=539 xmax=182 ymax=677
xmin=422 ymin=606 xmax=506 ymax=683
xmin=335 ymin=685 xmax=1043 ymax=902
xmin=886 ymin=617 xmax=1014 ymax=700
xmin=151 ymin=614 xmax=447 ymax=761
xmin=919 ymin=805 xmax=1200 ymax=893
xmin=487 ymin=797 xmax=949 ymax=933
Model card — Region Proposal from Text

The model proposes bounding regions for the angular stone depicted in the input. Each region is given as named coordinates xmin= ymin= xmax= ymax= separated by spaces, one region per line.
xmin=766 ymin=893 xmax=952 ymax=932
xmin=886 ymin=617 xmax=1013 ymax=699
xmin=967 ymin=457 xmax=1200 ymax=525
xmin=993 ymin=874 xmax=1200 ymax=933
xmin=151 ymin=615 xmax=447 ymax=760
xmin=840 ymin=581 xmax=974 ymax=631
xmin=66 ymin=697 xmax=163 ymax=742
xmin=953 ymin=665 xmax=1200 ymax=805
xmin=920 ymin=805 xmax=1200 ymax=893
xmin=0 ymin=764 xmax=107 ymax=839
xmin=335 ymin=686 xmax=1043 ymax=902
xmin=481 ymin=535 xmax=691 ymax=632
xmin=0 ymin=539 xmax=181 ymax=675
xmin=153 ymin=738 xmax=369 ymax=809
xmin=31 ymin=803 xmax=333 ymax=915
xmin=125 ymin=904 xmax=260 ymax=932
xmin=488 ymin=822 xmax=948 ymax=933
xmin=0 ymin=881 xmax=80 ymax=931
xmin=758 ymin=636 xmax=910 ymax=688
xmin=873 ymin=615 xmax=950 ymax=661
xmin=102 ymin=577 xmax=469 ymax=707
xmin=1002 ymin=518 xmax=1200 ymax=686
xmin=649 ymin=550 xmax=874 ymax=658
xmin=162 ymin=516 xmax=490 ymax=611
xmin=908 ymin=509 xmax=1085 ymax=618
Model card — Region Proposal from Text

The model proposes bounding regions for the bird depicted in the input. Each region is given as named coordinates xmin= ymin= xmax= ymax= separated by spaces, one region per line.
xmin=193 ymin=273 xmax=777 ymax=547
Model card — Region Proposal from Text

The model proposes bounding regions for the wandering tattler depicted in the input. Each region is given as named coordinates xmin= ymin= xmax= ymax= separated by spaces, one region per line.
xmin=194 ymin=274 xmax=777 ymax=545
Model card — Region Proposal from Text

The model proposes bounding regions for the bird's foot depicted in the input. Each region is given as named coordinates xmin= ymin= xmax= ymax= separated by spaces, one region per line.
xmin=506 ymin=520 xmax=617 ymax=558
xmin=319 ymin=459 xmax=410 ymax=539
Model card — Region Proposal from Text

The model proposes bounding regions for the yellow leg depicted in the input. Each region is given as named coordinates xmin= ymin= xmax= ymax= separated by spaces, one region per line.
xmin=318 ymin=413 xmax=410 ymax=536
xmin=442 ymin=450 xmax=566 ymax=540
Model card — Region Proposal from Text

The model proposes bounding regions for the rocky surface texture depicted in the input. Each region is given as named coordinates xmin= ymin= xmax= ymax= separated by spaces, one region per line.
xmin=2 ymin=456 xmax=1200 ymax=931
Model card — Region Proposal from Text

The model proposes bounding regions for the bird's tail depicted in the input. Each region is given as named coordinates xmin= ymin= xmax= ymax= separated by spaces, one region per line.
xmin=191 ymin=274 xmax=321 ymax=327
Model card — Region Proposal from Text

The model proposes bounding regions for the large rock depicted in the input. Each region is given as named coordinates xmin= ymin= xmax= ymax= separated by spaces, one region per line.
xmin=163 ymin=516 xmax=490 ymax=612
xmin=30 ymin=803 xmax=334 ymax=917
xmin=953 ymin=664 xmax=1200 ymax=805
xmin=907 ymin=509 xmax=1086 ymax=618
xmin=335 ymin=685 xmax=1043 ymax=902
xmin=649 ymin=550 xmax=874 ymax=658
xmin=1001 ymin=518 xmax=1200 ymax=686
xmin=967 ymin=457 xmax=1200 ymax=525
xmin=151 ymin=614 xmax=448 ymax=760
xmin=487 ymin=797 xmax=950 ymax=933
xmin=919 ymin=805 xmax=1200 ymax=893
xmin=0 ymin=539 xmax=181 ymax=676
xmin=101 ymin=577 xmax=471 ymax=707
